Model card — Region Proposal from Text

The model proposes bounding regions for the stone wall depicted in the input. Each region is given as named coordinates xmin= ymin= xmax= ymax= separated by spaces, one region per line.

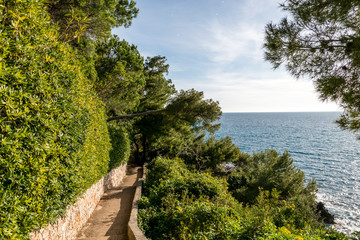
xmin=30 ymin=164 xmax=127 ymax=240
xmin=128 ymin=167 xmax=147 ymax=240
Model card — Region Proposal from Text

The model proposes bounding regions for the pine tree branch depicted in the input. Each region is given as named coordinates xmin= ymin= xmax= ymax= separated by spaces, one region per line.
xmin=107 ymin=109 xmax=165 ymax=122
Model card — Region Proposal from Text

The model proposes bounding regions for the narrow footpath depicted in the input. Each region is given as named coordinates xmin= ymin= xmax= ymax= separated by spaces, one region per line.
xmin=76 ymin=166 xmax=140 ymax=240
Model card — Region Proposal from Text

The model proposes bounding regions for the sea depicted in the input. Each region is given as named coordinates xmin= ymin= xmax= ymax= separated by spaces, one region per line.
xmin=214 ymin=112 xmax=360 ymax=234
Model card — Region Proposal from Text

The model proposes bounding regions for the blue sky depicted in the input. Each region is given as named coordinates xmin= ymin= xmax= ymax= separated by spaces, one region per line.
xmin=113 ymin=0 xmax=340 ymax=112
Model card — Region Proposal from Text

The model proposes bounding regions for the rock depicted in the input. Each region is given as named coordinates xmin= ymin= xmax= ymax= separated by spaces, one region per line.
xmin=316 ymin=201 xmax=335 ymax=224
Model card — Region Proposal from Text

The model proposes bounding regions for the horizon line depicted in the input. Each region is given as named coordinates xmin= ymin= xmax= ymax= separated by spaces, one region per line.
xmin=222 ymin=111 xmax=342 ymax=113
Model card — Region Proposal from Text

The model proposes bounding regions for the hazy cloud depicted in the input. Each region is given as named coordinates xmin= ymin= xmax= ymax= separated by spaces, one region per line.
xmin=200 ymin=21 xmax=263 ymax=64
xmin=113 ymin=0 xmax=339 ymax=112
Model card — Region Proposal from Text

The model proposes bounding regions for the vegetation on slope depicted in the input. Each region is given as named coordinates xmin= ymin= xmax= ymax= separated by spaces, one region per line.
xmin=139 ymin=157 xmax=351 ymax=240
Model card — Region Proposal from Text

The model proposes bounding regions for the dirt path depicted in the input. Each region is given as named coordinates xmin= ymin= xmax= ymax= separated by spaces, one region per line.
xmin=76 ymin=166 xmax=140 ymax=240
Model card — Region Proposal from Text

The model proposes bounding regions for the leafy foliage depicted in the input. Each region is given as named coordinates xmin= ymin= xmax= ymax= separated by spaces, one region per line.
xmin=45 ymin=0 xmax=139 ymax=81
xmin=179 ymin=135 xmax=241 ymax=171
xmin=46 ymin=0 xmax=138 ymax=42
xmin=127 ymin=56 xmax=222 ymax=164
xmin=95 ymin=35 xmax=145 ymax=116
xmin=144 ymin=157 xmax=227 ymax=204
xmin=228 ymin=150 xmax=317 ymax=204
xmin=139 ymin=56 xmax=175 ymax=112
xmin=0 ymin=1 xmax=111 ymax=238
xmin=226 ymin=149 xmax=321 ymax=228
xmin=139 ymin=157 xmax=349 ymax=240
xmin=166 ymin=89 xmax=222 ymax=134
xmin=133 ymin=87 xmax=223 ymax=164
xmin=139 ymin=157 xmax=242 ymax=239
xmin=108 ymin=124 xmax=131 ymax=169
xmin=264 ymin=0 xmax=360 ymax=136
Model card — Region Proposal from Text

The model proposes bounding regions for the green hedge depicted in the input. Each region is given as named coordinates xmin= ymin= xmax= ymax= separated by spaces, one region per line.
xmin=108 ymin=124 xmax=131 ymax=170
xmin=0 ymin=1 xmax=111 ymax=238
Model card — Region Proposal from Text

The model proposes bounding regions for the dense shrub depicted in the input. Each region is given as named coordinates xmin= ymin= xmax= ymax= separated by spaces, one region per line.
xmin=108 ymin=124 xmax=131 ymax=169
xmin=144 ymin=156 xmax=189 ymax=188
xmin=145 ymin=158 xmax=227 ymax=207
xmin=139 ymin=194 xmax=244 ymax=240
xmin=139 ymin=157 xmax=241 ymax=239
xmin=139 ymin=157 xmax=349 ymax=240
xmin=228 ymin=149 xmax=317 ymax=205
xmin=94 ymin=36 xmax=145 ymax=116
xmin=227 ymin=150 xmax=321 ymax=229
xmin=0 ymin=1 xmax=111 ymax=238
xmin=179 ymin=136 xmax=241 ymax=171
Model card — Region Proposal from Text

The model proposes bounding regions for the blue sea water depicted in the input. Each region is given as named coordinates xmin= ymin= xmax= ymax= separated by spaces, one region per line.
xmin=214 ymin=112 xmax=360 ymax=234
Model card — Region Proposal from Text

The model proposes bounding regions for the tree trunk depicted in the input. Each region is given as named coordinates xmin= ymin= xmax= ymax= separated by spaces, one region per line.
xmin=142 ymin=135 xmax=147 ymax=164
xmin=134 ymin=141 xmax=140 ymax=165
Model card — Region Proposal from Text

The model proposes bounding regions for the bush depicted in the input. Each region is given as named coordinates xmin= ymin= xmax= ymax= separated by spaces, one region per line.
xmin=139 ymin=194 xmax=244 ymax=240
xmin=227 ymin=150 xmax=320 ymax=229
xmin=108 ymin=124 xmax=131 ymax=169
xmin=144 ymin=156 xmax=189 ymax=188
xmin=139 ymin=157 xmax=242 ymax=239
xmin=143 ymin=157 xmax=227 ymax=208
xmin=139 ymin=157 xmax=346 ymax=240
xmin=0 ymin=1 xmax=111 ymax=238
xmin=179 ymin=135 xmax=241 ymax=171
xmin=228 ymin=149 xmax=317 ymax=205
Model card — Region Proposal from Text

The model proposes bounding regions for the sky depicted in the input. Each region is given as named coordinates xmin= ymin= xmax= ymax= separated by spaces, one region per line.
xmin=113 ymin=0 xmax=340 ymax=113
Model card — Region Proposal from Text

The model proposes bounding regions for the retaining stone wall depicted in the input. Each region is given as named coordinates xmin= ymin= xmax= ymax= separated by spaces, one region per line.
xmin=30 ymin=164 xmax=127 ymax=240
xmin=128 ymin=167 xmax=147 ymax=240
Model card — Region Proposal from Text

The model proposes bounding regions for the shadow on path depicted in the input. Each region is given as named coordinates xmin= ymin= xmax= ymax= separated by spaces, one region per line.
xmin=76 ymin=166 xmax=139 ymax=240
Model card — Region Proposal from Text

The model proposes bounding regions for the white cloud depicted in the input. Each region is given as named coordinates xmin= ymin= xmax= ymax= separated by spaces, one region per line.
xmin=113 ymin=0 xmax=341 ymax=113
xmin=199 ymin=20 xmax=263 ymax=64
xmin=197 ymin=74 xmax=340 ymax=112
